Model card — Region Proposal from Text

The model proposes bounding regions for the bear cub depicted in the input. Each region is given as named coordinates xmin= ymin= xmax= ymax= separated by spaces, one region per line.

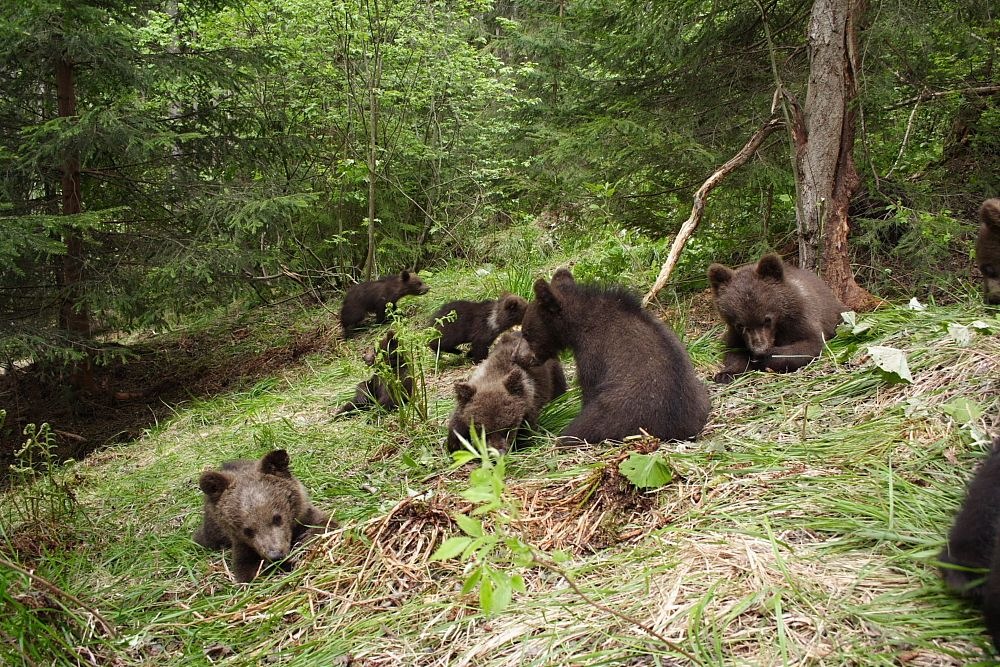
xmin=429 ymin=293 xmax=528 ymax=362
xmin=977 ymin=198 xmax=1000 ymax=305
xmin=336 ymin=331 xmax=413 ymax=415
xmin=940 ymin=436 xmax=1000 ymax=651
xmin=446 ymin=331 xmax=566 ymax=453
xmin=512 ymin=268 xmax=710 ymax=444
xmin=707 ymin=253 xmax=845 ymax=383
xmin=193 ymin=449 xmax=330 ymax=583
xmin=340 ymin=271 xmax=429 ymax=336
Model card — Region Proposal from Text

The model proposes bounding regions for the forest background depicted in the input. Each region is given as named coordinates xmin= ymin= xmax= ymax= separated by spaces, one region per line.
xmin=1 ymin=0 xmax=999 ymax=664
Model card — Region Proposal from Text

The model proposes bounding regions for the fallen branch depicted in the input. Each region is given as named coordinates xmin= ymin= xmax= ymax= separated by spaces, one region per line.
xmin=643 ymin=117 xmax=784 ymax=307
xmin=882 ymin=84 xmax=1000 ymax=112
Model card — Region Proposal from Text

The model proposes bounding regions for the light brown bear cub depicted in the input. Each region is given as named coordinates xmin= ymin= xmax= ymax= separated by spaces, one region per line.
xmin=193 ymin=450 xmax=329 ymax=583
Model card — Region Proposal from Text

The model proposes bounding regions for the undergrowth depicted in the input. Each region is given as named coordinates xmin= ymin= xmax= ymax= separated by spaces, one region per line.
xmin=0 ymin=251 xmax=998 ymax=666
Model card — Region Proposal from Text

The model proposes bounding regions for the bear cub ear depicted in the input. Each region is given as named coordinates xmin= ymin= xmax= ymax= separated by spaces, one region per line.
xmin=551 ymin=268 xmax=575 ymax=287
xmin=755 ymin=254 xmax=785 ymax=282
xmin=533 ymin=279 xmax=561 ymax=313
xmin=455 ymin=382 xmax=476 ymax=405
xmin=707 ymin=264 xmax=734 ymax=291
xmin=259 ymin=449 xmax=291 ymax=477
xmin=199 ymin=470 xmax=233 ymax=501
xmin=400 ymin=270 xmax=411 ymax=282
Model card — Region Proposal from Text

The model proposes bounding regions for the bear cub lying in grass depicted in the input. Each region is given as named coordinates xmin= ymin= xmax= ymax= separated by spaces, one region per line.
xmin=193 ymin=450 xmax=329 ymax=583
xmin=429 ymin=293 xmax=527 ymax=362
xmin=446 ymin=331 xmax=566 ymax=453
xmin=940 ymin=436 xmax=1000 ymax=651
xmin=707 ymin=253 xmax=845 ymax=383
xmin=340 ymin=271 xmax=429 ymax=336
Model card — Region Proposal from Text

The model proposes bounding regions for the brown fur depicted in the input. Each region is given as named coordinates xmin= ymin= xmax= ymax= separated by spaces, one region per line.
xmin=940 ymin=436 xmax=1000 ymax=651
xmin=446 ymin=331 xmax=566 ymax=453
xmin=512 ymin=268 xmax=710 ymax=444
xmin=977 ymin=199 xmax=1000 ymax=305
xmin=336 ymin=331 xmax=413 ymax=415
xmin=339 ymin=271 xmax=430 ymax=337
xmin=707 ymin=253 xmax=845 ymax=383
xmin=193 ymin=450 xmax=330 ymax=583
xmin=429 ymin=294 xmax=528 ymax=362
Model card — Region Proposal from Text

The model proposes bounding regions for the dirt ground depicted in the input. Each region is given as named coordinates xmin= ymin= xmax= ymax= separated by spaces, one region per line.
xmin=0 ymin=309 xmax=340 ymax=484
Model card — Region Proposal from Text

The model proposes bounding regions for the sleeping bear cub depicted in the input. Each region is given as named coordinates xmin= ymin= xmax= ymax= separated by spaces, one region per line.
xmin=707 ymin=253 xmax=845 ymax=383
xmin=193 ymin=450 xmax=330 ymax=583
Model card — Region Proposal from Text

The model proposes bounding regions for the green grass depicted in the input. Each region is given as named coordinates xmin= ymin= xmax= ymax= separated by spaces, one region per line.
xmin=1 ymin=254 xmax=998 ymax=666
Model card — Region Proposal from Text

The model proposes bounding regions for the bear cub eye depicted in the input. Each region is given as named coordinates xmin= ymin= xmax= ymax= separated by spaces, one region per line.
xmin=244 ymin=527 xmax=255 ymax=538
xmin=271 ymin=514 xmax=283 ymax=526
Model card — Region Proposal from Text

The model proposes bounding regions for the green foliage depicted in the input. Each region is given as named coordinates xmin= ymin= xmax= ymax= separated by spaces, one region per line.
xmin=430 ymin=430 xmax=534 ymax=616
xmin=618 ymin=452 xmax=674 ymax=490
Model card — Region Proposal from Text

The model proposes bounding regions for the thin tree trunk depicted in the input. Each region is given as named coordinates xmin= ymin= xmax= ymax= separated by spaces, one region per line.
xmin=56 ymin=55 xmax=90 ymax=337
xmin=788 ymin=0 xmax=877 ymax=310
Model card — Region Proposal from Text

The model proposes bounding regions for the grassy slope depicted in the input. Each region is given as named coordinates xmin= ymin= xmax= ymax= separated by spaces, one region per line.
xmin=2 ymin=250 xmax=999 ymax=667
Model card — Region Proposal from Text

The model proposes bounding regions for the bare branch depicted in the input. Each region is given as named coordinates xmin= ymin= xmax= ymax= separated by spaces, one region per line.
xmin=882 ymin=85 xmax=1000 ymax=112
xmin=642 ymin=117 xmax=784 ymax=307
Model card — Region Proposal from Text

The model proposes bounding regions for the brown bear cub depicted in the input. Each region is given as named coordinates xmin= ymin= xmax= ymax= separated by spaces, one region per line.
xmin=512 ymin=269 xmax=710 ymax=445
xmin=339 ymin=271 xmax=430 ymax=336
xmin=977 ymin=198 xmax=1000 ymax=305
xmin=335 ymin=331 xmax=413 ymax=415
xmin=940 ymin=436 xmax=1000 ymax=651
xmin=193 ymin=450 xmax=329 ymax=583
xmin=707 ymin=253 xmax=845 ymax=383
xmin=446 ymin=331 xmax=567 ymax=453
xmin=429 ymin=293 xmax=528 ymax=362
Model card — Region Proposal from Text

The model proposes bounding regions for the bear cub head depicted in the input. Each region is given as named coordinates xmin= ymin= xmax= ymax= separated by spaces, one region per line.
xmin=707 ymin=253 xmax=787 ymax=359
xmin=397 ymin=270 xmax=430 ymax=297
xmin=199 ymin=450 xmax=306 ymax=563
xmin=512 ymin=268 xmax=576 ymax=367
xmin=452 ymin=366 xmax=536 ymax=453
xmin=488 ymin=293 xmax=528 ymax=332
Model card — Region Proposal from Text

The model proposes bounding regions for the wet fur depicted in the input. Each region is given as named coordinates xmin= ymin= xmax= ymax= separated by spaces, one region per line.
xmin=977 ymin=199 xmax=1000 ymax=305
xmin=429 ymin=294 xmax=528 ymax=362
xmin=193 ymin=450 xmax=329 ymax=583
xmin=336 ymin=331 xmax=413 ymax=415
xmin=940 ymin=436 xmax=1000 ymax=651
xmin=512 ymin=269 xmax=710 ymax=444
xmin=340 ymin=271 xmax=430 ymax=336
xmin=446 ymin=331 xmax=566 ymax=453
xmin=707 ymin=253 xmax=845 ymax=383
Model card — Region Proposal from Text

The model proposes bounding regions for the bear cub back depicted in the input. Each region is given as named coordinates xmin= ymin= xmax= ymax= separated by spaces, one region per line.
xmin=429 ymin=293 xmax=528 ymax=362
xmin=512 ymin=268 xmax=710 ymax=444
xmin=940 ymin=436 xmax=1000 ymax=651
xmin=446 ymin=331 xmax=566 ymax=453
xmin=336 ymin=331 xmax=413 ymax=415
xmin=707 ymin=253 xmax=845 ymax=383
xmin=340 ymin=271 xmax=429 ymax=336
xmin=977 ymin=198 xmax=1000 ymax=305
xmin=193 ymin=449 xmax=329 ymax=583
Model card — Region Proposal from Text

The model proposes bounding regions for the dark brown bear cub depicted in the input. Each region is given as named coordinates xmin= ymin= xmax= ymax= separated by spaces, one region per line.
xmin=940 ymin=436 xmax=1000 ymax=651
xmin=977 ymin=199 xmax=1000 ymax=305
xmin=193 ymin=450 xmax=329 ymax=583
xmin=429 ymin=294 xmax=528 ymax=362
xmin=336 ymin=331 xmax=413 ymax=415
xmin=340 ymin=271 xmax=430 ymax=337
xmin=707 ymin=253 xmax=845 ymax=383
xmin=446 ymin=331 xmax=566 ymax=453
xmin=512 ymin=269 xmax=710 ymax=444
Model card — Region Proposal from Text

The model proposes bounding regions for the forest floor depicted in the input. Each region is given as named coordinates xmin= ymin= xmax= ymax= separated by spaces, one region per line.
xmin=1 ymin=252 xmax=999 ymax=666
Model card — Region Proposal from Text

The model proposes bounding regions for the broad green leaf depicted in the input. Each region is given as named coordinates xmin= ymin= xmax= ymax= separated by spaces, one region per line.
xmin=942 ymin=398 xmax=983 ymax=424
xmin=619 ymin=452 xmax=674 ymax=489
xmin=461 ymin=566 xmax=483 ymax=594
xmin=867 ymin=346 xmax=913 ymax=384
xmin=430 ymin=536 xmax=472 ymax=561
xmin=454 ymin=513 xmax=484 ymax=538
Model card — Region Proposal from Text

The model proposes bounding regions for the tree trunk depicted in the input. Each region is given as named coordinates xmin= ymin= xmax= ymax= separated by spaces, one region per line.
xmin=788 ymin=0 xmax=877 ymax=310
xmin=56 ymin=55 xmax=91 ymax=337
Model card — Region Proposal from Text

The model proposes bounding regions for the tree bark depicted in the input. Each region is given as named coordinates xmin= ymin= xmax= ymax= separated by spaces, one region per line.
xmin=56 ymin=54 xmax=91 ymax=337
xmin=789 ymin=0 xmax=877 ymax=310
